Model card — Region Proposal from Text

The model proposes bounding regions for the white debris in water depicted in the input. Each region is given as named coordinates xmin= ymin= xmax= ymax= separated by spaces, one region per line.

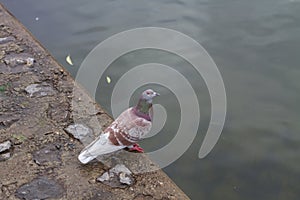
xmin=106 ymin=76 xmax=111 ymax=84
xmin=66 ymin=54 xmax=73 ymax=66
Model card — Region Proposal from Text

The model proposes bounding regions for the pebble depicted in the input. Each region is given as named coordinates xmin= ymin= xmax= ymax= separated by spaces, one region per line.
xmin=0 ymin=140 xmax=12 ymax=161
xmin=0 ymin=152 xmax=11 ymax=160
xmin=15 ymin=177 xmax=64 ymax=200
xmin=64 ymin=124 xmax=93 ymax=143
xmin=96 ymin=164 xmax=135 ymax=188
xmin=0 ymin=140 xmax=11 ymax=153
xmin=97 ymin=172 xmax=110 ymax=182
xmin=4 ymin=53 xmax=35 ymax=67
xmin=119 ymin=172 xmax=132 ymax=185
xmin=25 ymin=83 xmax=55 ymax=97
xmin=32 ymin=144 xmax=61 ymax=165
xmin=158 ymin=181 xmax=164 ymax=186
xmin=0 ymin=36 xmax=15 ymax=44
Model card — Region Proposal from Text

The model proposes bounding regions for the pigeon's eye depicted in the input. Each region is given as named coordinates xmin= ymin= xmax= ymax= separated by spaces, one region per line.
xmin=146 ymin=91 xmax=151 ymax=95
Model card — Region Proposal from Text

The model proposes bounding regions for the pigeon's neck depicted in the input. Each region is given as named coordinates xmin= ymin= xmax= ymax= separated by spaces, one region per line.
xmin=134 ymin=99 xmax=152 ymax=121
xmin=136 ymin=98 xmax=152 ymax=113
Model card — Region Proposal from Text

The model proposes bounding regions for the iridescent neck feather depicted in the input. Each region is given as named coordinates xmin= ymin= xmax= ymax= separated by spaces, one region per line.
xmin=133 ymin=98 xmax=152 ymax=121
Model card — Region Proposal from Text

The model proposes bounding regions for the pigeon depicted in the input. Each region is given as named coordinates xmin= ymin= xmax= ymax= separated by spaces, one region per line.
xmin=78 ymin=89 xmax=160 ymax=164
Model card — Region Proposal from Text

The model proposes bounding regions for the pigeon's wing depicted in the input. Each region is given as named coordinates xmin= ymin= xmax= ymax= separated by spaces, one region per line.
xmin=78 ymin=108 xmax=134 ymax=164
xmin=114 ymin=108 xmax=152 ymax=141
xmin=127 ymin=117 xmax=152 ymax=139
xmin=78 ymin=131 xmax=125 ymax=164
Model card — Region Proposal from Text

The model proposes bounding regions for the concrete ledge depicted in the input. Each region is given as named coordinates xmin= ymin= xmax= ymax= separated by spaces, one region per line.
xmin=0 ymin=3 xmax=190 ymax=200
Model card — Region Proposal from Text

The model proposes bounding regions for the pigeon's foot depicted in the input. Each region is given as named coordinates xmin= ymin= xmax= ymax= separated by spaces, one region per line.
xmin=127 ymin=143 xmax=144 ymax=153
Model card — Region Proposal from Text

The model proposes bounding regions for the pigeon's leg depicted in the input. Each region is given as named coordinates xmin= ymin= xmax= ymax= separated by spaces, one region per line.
xmin=127 ymin=143 xmax=144 ymax=153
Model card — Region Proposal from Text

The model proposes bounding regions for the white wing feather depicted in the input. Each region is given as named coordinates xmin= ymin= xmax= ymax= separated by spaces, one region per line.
xmin=78 ymin=132 xmax=125 ymax=164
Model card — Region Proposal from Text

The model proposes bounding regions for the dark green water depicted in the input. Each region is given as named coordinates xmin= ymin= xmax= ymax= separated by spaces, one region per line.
xmin=2 ymin=0 xmax=300 ymax=199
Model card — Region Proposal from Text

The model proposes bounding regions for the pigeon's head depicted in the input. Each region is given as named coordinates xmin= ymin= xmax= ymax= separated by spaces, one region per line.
xmin=140 ymin=89 xmax=160 ymax=103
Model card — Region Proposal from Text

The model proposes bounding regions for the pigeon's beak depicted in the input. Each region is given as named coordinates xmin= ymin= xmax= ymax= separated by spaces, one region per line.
xmin=154 ymin=92 xmax=160 ymax=97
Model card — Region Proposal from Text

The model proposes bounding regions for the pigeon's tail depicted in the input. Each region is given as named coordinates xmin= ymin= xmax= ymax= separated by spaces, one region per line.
xmin=78 ymin=150 xmax=97 ymax=164
xmin=78 ymin=132 xmax=125 ymax=164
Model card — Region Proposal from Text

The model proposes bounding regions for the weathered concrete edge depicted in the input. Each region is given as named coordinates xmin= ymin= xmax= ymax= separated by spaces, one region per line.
xmin=0 ymin=3 xmax=190 ymax=200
